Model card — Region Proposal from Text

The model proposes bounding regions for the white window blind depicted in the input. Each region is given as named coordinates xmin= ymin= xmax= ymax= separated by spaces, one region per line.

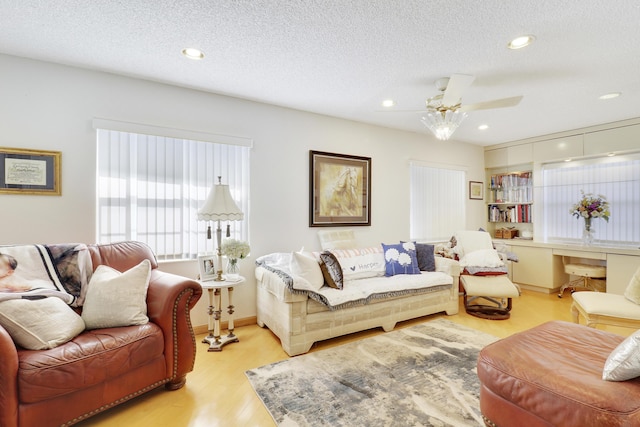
xmin=541 ymin=154 xmax=640 ymax=246
xmin=96 ymin=128 xmax=250 ymax=260
xmin=410 ymin=163 xmax=466 ymax=241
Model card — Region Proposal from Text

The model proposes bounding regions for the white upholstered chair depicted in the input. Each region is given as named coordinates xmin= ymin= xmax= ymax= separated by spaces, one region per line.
xmin=571 ymin=265 xmax=640 ymax=329
xmin=455 ymin=230 xmax=520 ymax=320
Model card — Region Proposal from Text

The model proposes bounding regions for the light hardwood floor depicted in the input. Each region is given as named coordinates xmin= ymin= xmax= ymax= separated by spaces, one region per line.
xmin=77 ymin=290 xmax=632 ymax=427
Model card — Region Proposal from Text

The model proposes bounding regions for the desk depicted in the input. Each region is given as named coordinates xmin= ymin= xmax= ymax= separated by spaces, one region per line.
xmin=200 ymin=277 xmax=245 ymax=352
xmin=494 ymin=239 xmax=640 ymax=294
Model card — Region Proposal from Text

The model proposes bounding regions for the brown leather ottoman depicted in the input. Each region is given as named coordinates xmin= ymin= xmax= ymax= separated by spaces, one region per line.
xmin=477 ymin=321 xmax=640 ymax=427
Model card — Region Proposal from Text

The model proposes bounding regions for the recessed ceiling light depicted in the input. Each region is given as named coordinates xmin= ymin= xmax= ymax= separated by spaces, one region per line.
xmin=599 ymin=92 xmax=621 ymax=100
xmin=564 ymin=158 xmax=572 ymax=162
xmin=508 ymin=35 xmax=535 ymax=50
xmin=478 ymin=124 xmax=489 ymax=130
xmin=607 ymin=152 xmax=616 ymax=157
xmin=181 ymin=47 xmax=204 ymax=60
xmin=381 ymin=99 xmax=395 ymax=107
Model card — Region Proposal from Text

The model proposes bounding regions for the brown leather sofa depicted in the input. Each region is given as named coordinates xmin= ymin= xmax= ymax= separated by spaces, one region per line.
xmin=477 ymin=321 xmax=640 ymax=427
xmin=0 ymin=241 xmax=202 ymax=427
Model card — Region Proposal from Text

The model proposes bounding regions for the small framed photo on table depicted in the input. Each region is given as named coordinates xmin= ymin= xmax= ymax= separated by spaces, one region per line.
xmin=197 ymin=255 xmax=216 ymax=281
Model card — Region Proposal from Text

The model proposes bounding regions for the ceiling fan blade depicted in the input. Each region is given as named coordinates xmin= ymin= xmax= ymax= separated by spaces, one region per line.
xmin=441 ymin=74 xmax=475 ymax=107
xmin=458 ymin=95 xmax=523 ymax=112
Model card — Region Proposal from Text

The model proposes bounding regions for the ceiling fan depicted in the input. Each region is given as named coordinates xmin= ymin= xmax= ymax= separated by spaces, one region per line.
xmin=388 ymin=74 xmax=523 ymax=140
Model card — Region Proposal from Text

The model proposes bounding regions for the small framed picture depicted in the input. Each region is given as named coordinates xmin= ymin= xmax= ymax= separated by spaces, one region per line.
xmin=469 ymin=181 xmax=484 ymax=200
xmin=197 ymin=255 xmax=216 ymax=281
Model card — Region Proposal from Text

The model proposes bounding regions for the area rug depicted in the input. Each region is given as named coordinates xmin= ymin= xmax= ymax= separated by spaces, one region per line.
xmin=245 ymin=318 xmax=498 ymax=427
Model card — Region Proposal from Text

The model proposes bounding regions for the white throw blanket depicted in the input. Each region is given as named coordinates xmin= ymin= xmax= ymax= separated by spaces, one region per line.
xmin=256 ymin=253 xmax=453 ymax=310
xmin=0 ymin=244 xmax=78 ymax=305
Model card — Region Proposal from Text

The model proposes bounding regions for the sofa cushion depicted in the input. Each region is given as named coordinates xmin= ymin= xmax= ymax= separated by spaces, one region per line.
xmin=331 ymin=246 xmax=385 ymax=280
xmin=0 ymin=297 xmax=85 ymax=350
xmin=415 ymin=243 xmax=435 ymax=272
xmin=82 ymin=259 xmax=151 ymax=329
xmin=319 ymin=251 xmax=344 ymax=289
xmin=290 ymin=251 xmax=324 ymax=292
xmin=603 ymin=329 xmax=640 ymax=381
xmin=17 ymin=322 xmax=164 ymax=403
xmin=624 ymin=265 xmax=640 ymax=304
xmin=381 ymin=242 xmax=420 ymax=276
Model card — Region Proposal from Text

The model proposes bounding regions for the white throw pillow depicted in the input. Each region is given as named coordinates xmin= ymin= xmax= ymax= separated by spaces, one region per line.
xmin=0 ymin=297 xmax=85 ymax=350
xmin=603 ymin=329 xmax=640 ymax=381
xmin=331 ymin=247 xmax=386 ymax=280
xmin=290 ymin=251 xmax=324 ymax=292
xmin=624 ymin=266 xmax=640 ymax=304
xmin=81 ymin=259 xmax=151 ymax=329
xmin=459 ymin=249 xmax=505 ymax=268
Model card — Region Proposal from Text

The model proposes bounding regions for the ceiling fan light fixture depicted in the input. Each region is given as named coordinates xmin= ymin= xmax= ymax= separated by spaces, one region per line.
xmin=181 ymin=47 xmax=205 ymax=60
xmin=508 ymin=35 xmax=535 ymax=50
xmin=420 ymin=110 xmax=467 ymax=141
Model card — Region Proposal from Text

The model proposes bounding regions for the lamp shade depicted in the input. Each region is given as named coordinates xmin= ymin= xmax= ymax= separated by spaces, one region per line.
xmin=197 ymin=183 xmax=244 ymax=221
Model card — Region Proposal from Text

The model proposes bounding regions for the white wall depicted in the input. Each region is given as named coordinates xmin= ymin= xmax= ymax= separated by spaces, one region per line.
xmin=0 ymin=54 xmax=486 ymax=326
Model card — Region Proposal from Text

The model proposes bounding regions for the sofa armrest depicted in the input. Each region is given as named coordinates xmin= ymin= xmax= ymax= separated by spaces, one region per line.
xmin=0 ymin=326 xmax=19 ymax=427
xmin=146 ymin=270 xmax=202 ymax=389
xmin=255 ymin=266 xmax=308 ymax=303
xmin=435 ymin=256 xmax=461 ymax=277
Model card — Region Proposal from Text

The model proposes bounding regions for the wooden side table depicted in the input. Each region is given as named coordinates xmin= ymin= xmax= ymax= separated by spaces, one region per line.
xmin=199 ymin=277 xmax=245 ymax=352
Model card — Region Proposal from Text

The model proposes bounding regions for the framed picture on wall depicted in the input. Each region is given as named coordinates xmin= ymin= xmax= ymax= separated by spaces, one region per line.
xmin=197 ymin=254 xmax=216 ymax=281
xmin=309 ymin=150 xmax=371 ymax=227
xmin=0 ymin=147 xmax=61 ymax=195
xmin=469 ymin=181 xmax=484 ymax=200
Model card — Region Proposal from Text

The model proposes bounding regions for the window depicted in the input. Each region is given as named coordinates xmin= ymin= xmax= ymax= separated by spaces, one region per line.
xmin=96 ymin=126 xmax=250 ymax=260
xmin=541 ymin=153 xmax=640 ymax=246
xmin=410 ymin=162 xmax=466 ymax=241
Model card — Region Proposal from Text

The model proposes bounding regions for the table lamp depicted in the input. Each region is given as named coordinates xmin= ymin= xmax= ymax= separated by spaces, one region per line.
xmin=197 ymin=176 xmax=244 ymax=281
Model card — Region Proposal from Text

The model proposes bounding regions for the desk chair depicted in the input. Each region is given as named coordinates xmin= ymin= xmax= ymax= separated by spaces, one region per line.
xmin=455 ymin=230 xmax=520 ymax=320
xmin=571 ymin=265 xmax=640 ymax=329
xmin=558 ymin=257 xmax=606 ymax=298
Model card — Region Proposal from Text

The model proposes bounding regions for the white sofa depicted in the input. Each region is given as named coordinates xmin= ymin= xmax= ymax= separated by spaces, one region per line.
xmin=255 ymin=251 xmax=460 ymax=356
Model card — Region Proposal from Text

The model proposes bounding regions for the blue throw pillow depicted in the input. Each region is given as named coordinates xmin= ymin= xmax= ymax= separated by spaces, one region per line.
xmin=381 ymin=242 xmax=420 ymax=276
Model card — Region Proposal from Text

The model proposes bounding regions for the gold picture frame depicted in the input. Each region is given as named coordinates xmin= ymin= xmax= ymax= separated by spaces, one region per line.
xmin=310 ymin=150 xmax=371 ymax=227
xmin=0 ymin=147 xmax=61 ymax=195
xmin=469 ymin=181 xmax=484 ymax=200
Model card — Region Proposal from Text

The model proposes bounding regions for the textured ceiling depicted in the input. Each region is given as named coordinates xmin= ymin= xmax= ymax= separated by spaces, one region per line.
xmin=1 ymin=0 xmax=640 ymax=146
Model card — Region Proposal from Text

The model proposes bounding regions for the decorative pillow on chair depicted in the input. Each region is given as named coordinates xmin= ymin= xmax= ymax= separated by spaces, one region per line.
xmin=319 ymin=251 xmax=344 ymax=289
xmin=0 ymin=297 xmax=85 ymax=350
xmin=381 ymin=242 xmax=420 ymax=276
xmin=603 ymin=329 xmax=640 ymax=381
xmin=459 ymin=249 xmax=505 ymax=269
xmin=290 ymin=251 xmax=324 ymax=292
xmin=81 ymin=259 xmax=151 ymax=329
xmin=623 ymin=266 xmax=640 ymax=304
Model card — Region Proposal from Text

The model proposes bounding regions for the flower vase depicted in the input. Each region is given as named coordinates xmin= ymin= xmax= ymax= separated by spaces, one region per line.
xmin=226 ymin=258 xmax=239 ymax=280
xmin=582 ymin=217 xmax=594 ymax=246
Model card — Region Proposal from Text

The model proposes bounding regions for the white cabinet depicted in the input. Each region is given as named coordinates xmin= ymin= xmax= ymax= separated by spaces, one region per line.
xmin=507 ymin=144 xmax=533 ymax=166
xmin=584 ymin=124 xmax=640 ymax=156
xmin=533 ymin=134 xmax=584 ymax=162
xmin=511 ymin=246 xmax=566 ymax=291
xmin=485 ymin=148 xmax=507 ymax=168
xmin=606 ymin=254 xmax=640 ymax=295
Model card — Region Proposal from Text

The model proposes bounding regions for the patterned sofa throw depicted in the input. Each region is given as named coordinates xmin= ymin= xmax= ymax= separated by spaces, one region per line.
xmin=0 ymin=244 xmax=92 ymax=306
